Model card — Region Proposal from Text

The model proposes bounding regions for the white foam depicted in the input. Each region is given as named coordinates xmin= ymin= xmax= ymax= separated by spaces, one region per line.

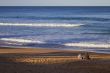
xmin=0 ymin=23 xmax=84 ymax=27
xmin=0 ymin=38 xmax=45 ymax=44
xmin=5 ymin=42 xmax=23 ymax=45
xmin=64 ymin=42 xmax=110 ymax=48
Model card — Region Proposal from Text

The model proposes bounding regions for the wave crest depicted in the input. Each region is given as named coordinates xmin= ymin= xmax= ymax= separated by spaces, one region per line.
xmin=0 ymin=23 xmax=84 ymax=27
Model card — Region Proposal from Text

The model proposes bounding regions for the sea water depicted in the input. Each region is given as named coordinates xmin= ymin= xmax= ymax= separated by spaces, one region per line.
xmin=0 ymin=6 xmax=110 ymax=54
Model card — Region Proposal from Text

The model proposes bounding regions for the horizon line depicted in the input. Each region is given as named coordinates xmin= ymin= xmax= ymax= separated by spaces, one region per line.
xmin=0 ymin=5 xmax=109 ymax=7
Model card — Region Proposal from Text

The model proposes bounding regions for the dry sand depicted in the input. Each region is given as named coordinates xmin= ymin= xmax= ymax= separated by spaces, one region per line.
xmin=0 ymin=47 xmax=110 ymax=73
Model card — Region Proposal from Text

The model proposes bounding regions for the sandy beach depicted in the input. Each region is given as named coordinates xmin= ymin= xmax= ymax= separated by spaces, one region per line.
xmin=0 ymin=47 xmax=110 ymax=73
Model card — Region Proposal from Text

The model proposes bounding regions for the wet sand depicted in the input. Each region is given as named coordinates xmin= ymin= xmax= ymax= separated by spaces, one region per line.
xmin=0 ymin=47 xmax=110 ymax=73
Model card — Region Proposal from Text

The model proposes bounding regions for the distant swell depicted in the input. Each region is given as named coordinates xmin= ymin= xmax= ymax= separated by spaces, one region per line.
xmin=0 ymin=16 xmax=110 ymax=21
xmin=0 ymin=23 xmax=84 ymax=27
xmin=64 ymin=42 xmax=110 ymax=48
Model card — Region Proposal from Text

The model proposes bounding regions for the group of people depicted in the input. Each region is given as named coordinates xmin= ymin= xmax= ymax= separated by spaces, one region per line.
xmin=78 ymin=52 xmax=90 ymax=60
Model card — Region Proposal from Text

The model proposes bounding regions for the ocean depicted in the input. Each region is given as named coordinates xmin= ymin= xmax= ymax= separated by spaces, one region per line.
xmin=0 ymin=6 xmax=110 ymax=54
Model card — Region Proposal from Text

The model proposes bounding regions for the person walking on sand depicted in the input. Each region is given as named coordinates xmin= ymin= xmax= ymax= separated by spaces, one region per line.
xmin=78 ymin=53 xmax=83 ymax=60
xmin=84 ymin=52 xmax=90 ymax=60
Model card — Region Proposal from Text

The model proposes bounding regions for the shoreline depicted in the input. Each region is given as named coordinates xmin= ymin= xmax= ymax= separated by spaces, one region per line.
xmin=0 ymin=46 xmax=109 ymax=57
xmin=0 ymin=46 xmax=110 ymax=54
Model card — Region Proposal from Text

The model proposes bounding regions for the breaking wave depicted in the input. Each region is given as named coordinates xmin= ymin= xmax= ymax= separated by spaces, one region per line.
xmin=64 ymin=42 xmax=110 ymax=48
xmin=0 ymin=38 xmax=45 ymax=44
xmin=0 ymin=23 xmax=84 ymax=27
